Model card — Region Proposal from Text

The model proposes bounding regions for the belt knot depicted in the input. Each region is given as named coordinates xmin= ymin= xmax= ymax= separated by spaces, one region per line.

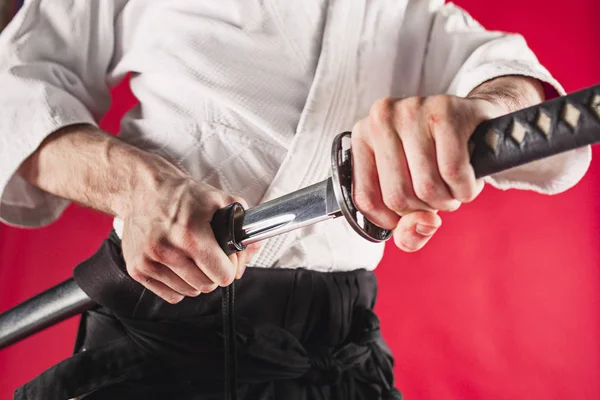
xmin=306 ymin=351 xmax=344 ymax=384
xmin=302 ymin=308 xmax=382 ymax=385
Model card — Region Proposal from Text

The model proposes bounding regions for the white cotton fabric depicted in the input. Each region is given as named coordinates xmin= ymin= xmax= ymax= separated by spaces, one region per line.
xmin=0 ymin=0 xmax=591 ymax=272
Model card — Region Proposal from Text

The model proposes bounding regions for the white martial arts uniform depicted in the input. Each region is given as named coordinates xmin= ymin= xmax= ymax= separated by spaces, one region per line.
xmin=0 ymin=0 xmax=591 ymax=272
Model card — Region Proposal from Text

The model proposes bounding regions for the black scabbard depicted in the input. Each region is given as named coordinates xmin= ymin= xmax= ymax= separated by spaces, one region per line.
xmin=1 ymin=83 xmax=599 ymax=350
xmin=0 ymin=279 xmax=92 ymax=349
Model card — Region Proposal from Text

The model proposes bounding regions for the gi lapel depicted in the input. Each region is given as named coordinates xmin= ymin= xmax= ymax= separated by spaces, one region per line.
xmin=250 ymin=0 xmax=366 ymax=267
xmin=251 ymin=0 xmax=410 ymax=268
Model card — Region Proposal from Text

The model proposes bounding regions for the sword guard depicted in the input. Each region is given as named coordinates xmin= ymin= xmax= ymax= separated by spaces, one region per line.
xmin=331 ymin=132 xmax=393 ymax=243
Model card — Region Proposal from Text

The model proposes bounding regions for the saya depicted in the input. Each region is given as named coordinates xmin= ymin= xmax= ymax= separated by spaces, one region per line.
xmin=0 ymin=83 xmax=599 ymax=400
xmin=1 ymin=83 xmax=599 ymax=350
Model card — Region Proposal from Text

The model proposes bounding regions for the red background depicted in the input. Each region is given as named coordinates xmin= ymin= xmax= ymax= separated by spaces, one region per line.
xmin=1 ymin=1 xmax=599 ymax=399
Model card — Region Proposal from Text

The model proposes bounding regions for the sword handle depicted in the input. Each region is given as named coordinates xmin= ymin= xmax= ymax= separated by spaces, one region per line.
xmin=1 ymin=84 xmax=599 ymax=351
xmin=210 ymin=203 xmax=247 ymax=255
xmin=335 ymin=84 xmax=600 ymax=242
xmin=470 ymin=84 xmax=600 ymax=178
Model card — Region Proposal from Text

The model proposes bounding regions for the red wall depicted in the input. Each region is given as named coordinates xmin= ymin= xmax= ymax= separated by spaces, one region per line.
xmin=1 ymin=1 xmax=599 ymax=399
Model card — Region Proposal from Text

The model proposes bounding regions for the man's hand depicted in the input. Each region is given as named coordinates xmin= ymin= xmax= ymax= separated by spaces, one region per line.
xmin=121 ymin=173 xmax=258 ymax=304
xmin=351 ymin=76 xmax=545 ymax=252
xmin=18 ymin=124 xmax=257 ymax=304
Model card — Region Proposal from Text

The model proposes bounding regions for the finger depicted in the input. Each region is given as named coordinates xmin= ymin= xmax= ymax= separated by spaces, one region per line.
xmin=229 ymin=253 xmax=247 ymax=280
xmin=369 ymin=101 xmax=432 ymax=215
xmin=146 ymin=239 xmax=218 ymax=293
xmin=246 ymin=242 xmax=262 ymax=258
xmin=351 ymin=122 xmax=400 ymax=230
xmin=235 ymin=243 xmax=260 ymax=279
xmin=229 ymin=195 xmax=250 ymax=210
xmin=433 ymin=100 xmax=484 ymax=203
xmin=230 ymin=249 xmax=253 ymax=280
xmin=393 ymin=210 xmax=442 ymax=252
xmin=129 ymin=270 xmax=185 ymax=305
xmin=396 ymin=107 xmax=461 ymax=211
xmin=185 ymin=225 xmax=239 ymax=287
xmin=141 ymin=259 xmax=203 ymax=296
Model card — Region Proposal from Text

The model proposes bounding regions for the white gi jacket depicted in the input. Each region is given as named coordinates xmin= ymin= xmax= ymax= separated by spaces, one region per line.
xmin=0 ymin=0 xmax=591 ymax=272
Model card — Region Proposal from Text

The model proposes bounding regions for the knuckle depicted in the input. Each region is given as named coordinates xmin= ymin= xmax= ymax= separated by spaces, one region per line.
xmin=353 ymin=190 xmax=379 ymax=215
xmin=211 ymin=190 xmax=229 ymax=205
xmin=203 ymin=190 xmax=228 ymax=210
xmin=394 ymin=97 xmax=422 ymax=124
xmin=128 ymin=267 xmax=146 ymax=283
xmin=439 ymin=162 xmax=466 ymax=183
xmin=208 ymin=260 xmax=236 ymax=287
xmin=456 ymin=189 xmax=477 ymax=204
xmin=369 ymin=97 xmax=396 ymax=126
xmin=218 ymin=269 xmax=236 ymax=287
xmin=413 ymin=179 xmax=439 ymax=203
xmin=146 ymin=241 xmax=169 ymax=262
xmin=382 ymin=189 xmax=408 ymax=214
xmin=425 ymin=96 xmax=453 ymax=134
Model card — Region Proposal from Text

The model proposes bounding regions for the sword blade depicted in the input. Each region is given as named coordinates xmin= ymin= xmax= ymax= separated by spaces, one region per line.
xmin=2 ymin=83 xmax=600 ymax=350
xmin=239 ymin=177 xmax=342 ymax=246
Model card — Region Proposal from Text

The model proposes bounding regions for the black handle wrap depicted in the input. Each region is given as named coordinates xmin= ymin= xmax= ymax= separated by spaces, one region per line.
xmin=470 ymin=84 xmax=600 ymax=178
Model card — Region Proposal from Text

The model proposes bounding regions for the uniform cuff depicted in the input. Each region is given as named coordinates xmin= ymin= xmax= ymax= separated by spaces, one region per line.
xmin=452 ymin=60 xmax=591 ymax=195
xmin=0 ymin=92 xmax=97 ymax=227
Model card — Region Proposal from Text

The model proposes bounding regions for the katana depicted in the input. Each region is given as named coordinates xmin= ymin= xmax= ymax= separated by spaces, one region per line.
xmin=1 ymin=83 xmax=600 ymax=350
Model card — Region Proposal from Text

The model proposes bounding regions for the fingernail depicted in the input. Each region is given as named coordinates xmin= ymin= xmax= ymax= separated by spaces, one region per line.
xmin=416 ymin=223 xmax=439 ymax=236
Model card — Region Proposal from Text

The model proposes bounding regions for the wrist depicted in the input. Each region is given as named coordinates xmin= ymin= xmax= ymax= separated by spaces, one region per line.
xmin=112 ymin=145 xmax=189 ymax=220
xmin=467 ymin=75 xmax=546 ymax=113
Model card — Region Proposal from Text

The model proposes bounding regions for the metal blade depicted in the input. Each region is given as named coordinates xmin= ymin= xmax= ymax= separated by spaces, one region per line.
xmin=3 ymin=83 xmax=600 ymax=352
xmin=238 ymin=177 xmax=342 ymax=246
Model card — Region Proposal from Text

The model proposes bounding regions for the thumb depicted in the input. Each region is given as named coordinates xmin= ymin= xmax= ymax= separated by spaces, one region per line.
xmin=393 ymin=210 xmax=442 ymax=252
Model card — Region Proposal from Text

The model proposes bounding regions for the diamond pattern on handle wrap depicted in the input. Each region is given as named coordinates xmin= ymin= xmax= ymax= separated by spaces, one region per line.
xmin=470 ymin=84 xmax=600 ymax=179
xmin=561 ymin=103 xmax=581 ymax=129
xmin=510 ymin=121 xmax=528 ymax=144
xmin=591 ymin=94 xmax=600 ymax=119
xmin=535 ymin=110 xmax=552 ymax=136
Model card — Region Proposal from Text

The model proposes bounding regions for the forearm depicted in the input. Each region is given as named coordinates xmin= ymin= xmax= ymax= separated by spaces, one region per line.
xmin=17 ymin=124 xmax=187 ymax=219
xmin=467 ymin=75 xmax=546 ymax=112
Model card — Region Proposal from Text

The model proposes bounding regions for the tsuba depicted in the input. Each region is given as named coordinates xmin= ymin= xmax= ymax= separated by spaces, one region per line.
xmin=331 ymin=132 xmax=393 ymax=243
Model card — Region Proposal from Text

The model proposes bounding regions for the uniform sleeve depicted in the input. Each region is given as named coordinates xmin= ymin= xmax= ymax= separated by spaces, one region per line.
xmin=0 ymin=0 xmax=126 ymax=227
xmin=419 ymin=1 xmax=591 ymax=195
